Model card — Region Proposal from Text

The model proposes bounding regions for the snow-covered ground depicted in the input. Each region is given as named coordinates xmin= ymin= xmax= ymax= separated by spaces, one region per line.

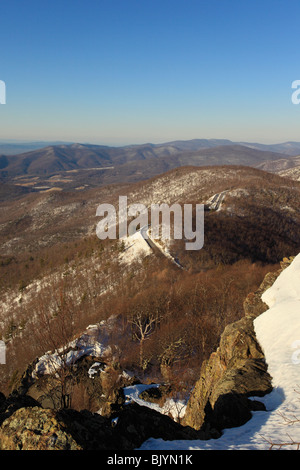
xmin=138 ymin=253 xmax=300 ymax=450
xmin=118 ymin=230 xmax=152 ymax=264
xmin=279 ymin=166 xmax=300 ymax=181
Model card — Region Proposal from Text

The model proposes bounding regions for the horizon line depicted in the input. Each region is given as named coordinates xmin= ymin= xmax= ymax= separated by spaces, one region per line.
xmin=1 ymin=137 xmax=300 ymax=148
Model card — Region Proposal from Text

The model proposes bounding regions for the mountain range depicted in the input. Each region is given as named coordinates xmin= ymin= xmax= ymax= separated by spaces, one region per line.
xmin=1 ymin=138 xmax=300 ymax=197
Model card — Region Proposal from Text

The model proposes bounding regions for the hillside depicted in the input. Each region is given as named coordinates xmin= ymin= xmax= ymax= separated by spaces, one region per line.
xmin=278 ymin=166 xmax=300 ymax=181
xmin=0 ymin=165 xmax=299 ymax=264
xmin=256 ymin=154 xmax=300 ymax=173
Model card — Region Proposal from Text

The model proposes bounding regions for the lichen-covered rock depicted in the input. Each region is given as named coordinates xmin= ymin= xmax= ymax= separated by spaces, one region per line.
xmin=183 ymin=314 xmax=272 ymax=432
xmin=0 ymin=406 xmax=82 ymax=450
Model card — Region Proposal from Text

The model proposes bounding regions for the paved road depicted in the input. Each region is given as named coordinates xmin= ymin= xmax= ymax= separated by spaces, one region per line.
xmin=140 ymin=225 xmax=184 ymax=269
xmin=140 ymin=225 xmax=155 ymax=249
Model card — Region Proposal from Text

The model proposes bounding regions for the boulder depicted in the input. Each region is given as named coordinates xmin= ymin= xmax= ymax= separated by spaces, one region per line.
xmin=0 ymin=406 xmax=82 ymax=450
xmin=138 ymin=384 xmax=172 ymax=404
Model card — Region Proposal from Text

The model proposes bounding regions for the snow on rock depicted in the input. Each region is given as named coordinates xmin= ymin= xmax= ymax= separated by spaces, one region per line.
xmin=32 ymin=316 xmax=117 ymax=378
xmin=255 ymin=254 xmax=300 ymax=410
xmin=139 ymin=253 xmax=300 ymax=450
xmin=88 ymin=362 xmax=106 ymax=379
xmin=123 ymin=384 xmax=187 ymax=422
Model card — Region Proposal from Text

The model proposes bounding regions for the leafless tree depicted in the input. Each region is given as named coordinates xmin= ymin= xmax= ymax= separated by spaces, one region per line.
xmin=129 ymin=309 xmax=158 ymax=370
xmin=32 ymin=281 xmax=80 ymax=408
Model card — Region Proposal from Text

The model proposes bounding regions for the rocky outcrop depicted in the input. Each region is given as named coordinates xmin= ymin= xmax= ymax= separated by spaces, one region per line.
xmin=0 ymin=401 xmax=207 ymax=450
xmin=0 ymin=353 xmax=209 ymax=449
xmin=183 ymin=256 xmax=295 ymax=433
xmin=183 ymin=315 xmax=272 ymax=432
xmin=0 ymin=407 xmax=82 ymax=450
xmin=242 ymin=257 xmax=294 ymax=317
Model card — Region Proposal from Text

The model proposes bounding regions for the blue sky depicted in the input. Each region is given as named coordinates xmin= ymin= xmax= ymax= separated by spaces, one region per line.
xmin=0 ymin=0 xmax=300 ymax=145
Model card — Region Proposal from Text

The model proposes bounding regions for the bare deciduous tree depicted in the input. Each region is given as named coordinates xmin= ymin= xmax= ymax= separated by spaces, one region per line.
xmin=129 ymin=309 xmax=159 ymax=370
xmin=32 ymin=281 xmax=80 ymax=408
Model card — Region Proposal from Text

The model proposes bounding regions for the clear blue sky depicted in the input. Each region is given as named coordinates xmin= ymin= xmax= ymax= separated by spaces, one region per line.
xmin=0 ymin=0 xmax=300 ymax=145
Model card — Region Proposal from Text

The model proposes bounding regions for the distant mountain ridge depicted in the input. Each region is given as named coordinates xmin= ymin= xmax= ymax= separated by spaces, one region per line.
xmin=0 ymin=139 xmax=294 ymax=178
xmin=2 ymin=138 xmax=300 ymax=156
xmin=0 ymin=141 xmax=74 ymax=155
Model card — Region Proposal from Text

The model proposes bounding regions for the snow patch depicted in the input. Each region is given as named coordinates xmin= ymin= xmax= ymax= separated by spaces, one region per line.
xmin=118 ymin=231 xmax=152 ymax=264
xmin=123 ymin=384 xmax=187 ymax=421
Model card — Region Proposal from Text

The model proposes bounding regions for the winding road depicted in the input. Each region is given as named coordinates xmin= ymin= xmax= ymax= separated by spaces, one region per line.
xmin=138 ymin=191 xmax=227 ymax=269
xmin=140 ymin=225 xmax=184 ymax=269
